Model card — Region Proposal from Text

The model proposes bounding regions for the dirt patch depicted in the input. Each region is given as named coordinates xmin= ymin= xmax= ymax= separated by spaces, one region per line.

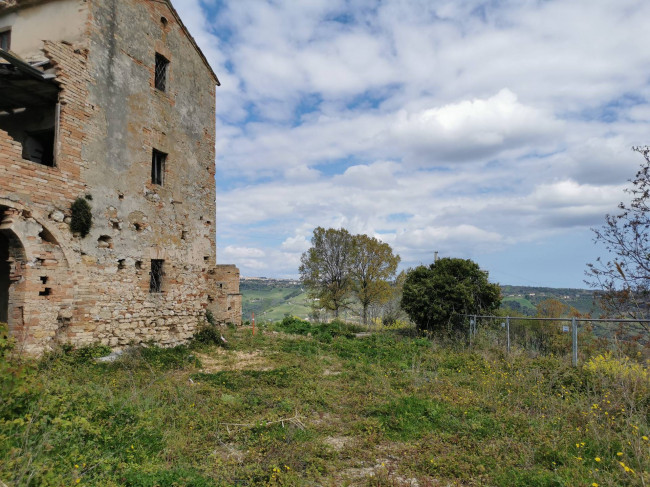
xmin=339 ymin=460 xmax=424 ymax=486
xmin=322 ymin=369 xmax=341 ymax=376
xmin=323 ymin=435 xmax=353 ymax=451
xmin=195 ymin=349 xmax=273 ymax=372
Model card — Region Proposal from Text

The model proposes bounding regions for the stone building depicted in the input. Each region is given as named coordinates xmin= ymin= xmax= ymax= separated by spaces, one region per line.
xmin=0 ymin=0 xmax=241 ymax=355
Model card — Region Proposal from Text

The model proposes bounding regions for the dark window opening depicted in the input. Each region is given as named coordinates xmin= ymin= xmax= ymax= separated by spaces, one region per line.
xmin=154 ymin=53 xmax=169 ymax=91
xmin=135 ymin=260 xmax=143 ymax=270
xmin=0 ymin=104 xmax=58 ymax=167
xmin=39 ymin=276 xmax=48 ymax=284
xmin=39 ymin=287 xmax=52 ymax=296
xmin=0 ymin=29 xmax=10 ymax=51
xmin=151 ymin=149 xmax=166 ymax=185
xmin=22 ymin=128 xmax=54 ymax=166
xmin=117 ymin=259 xmax=126 ymax=270
xmin=149 ymin=259 xmax=164 ymax=293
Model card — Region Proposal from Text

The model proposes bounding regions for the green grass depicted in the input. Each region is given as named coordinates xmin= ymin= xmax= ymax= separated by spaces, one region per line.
xmin=2 ymin=322 xmax=650 ymax=486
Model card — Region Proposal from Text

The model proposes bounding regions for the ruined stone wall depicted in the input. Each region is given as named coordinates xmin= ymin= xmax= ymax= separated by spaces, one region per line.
xmin=213 ymin=264 xmax=242 ymax=325
xmin=0 ymin=0 xmax=241 ymax=354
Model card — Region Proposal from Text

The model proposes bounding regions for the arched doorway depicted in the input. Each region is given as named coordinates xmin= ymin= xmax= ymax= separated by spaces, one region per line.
xmin=0 ymin=209 xmax=26 ymax=330
xmin=0 ymin=231 xmax=9 ymax=323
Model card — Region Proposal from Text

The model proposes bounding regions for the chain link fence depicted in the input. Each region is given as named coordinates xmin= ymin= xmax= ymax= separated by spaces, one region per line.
xmin=466 ymin=315 xmax=650 ymax=366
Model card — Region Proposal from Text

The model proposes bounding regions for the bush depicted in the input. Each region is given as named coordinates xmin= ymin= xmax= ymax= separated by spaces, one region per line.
xmin=584 ymin=352 xmax=650 ymax=410
xmin=401 ymin=258 xmax=501 ymax=334
xmin=70 ymin=197 xmax=92 ymax=237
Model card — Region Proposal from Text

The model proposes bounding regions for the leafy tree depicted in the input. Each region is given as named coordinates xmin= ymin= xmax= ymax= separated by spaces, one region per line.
xmin=299 ymin=227 xmax=354 ymax=318
xmin=350 ymin=234 xmax=400 ymax=326
xmin=586 ymin=147 xmax=650 ymax=328
xmin=401 ymin=258 xmax=501 ymax=333
xmin=536 ymin=298 xmax=568 ymax=320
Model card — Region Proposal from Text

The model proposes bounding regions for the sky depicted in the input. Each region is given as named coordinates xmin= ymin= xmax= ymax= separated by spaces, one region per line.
xmin=173 ymin=0 xmax=650 ymax=288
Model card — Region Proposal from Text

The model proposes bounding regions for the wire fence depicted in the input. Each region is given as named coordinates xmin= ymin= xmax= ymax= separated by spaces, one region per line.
xmin=466 ymin=315 xmax=650 ymax=366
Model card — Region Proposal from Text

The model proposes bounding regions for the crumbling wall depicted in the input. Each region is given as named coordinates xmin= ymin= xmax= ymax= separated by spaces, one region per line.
xmin=0 ymin=0 xmax=241 ymax=355
xmin=213 ymin=264 xmax=242 ymax=325
xmin=0 ymin=0 xmax=87 ymax=62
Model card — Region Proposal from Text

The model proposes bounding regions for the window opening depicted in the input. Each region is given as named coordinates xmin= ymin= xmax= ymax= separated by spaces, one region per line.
xmin=149 ymin=259 xmax=164 ymax=293
xmin=151 ymin=149 xmax=166 ymax=185
xmin=154 ymin=53 xmax=169 ymax=91
xmin=0 ymin=29 xmax=10 ymax=51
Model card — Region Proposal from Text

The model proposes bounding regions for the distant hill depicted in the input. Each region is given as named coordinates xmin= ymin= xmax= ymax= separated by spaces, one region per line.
xmin=241 ymin=278 xmax=602 ymax=322
xmin=241 ymin=278 xmax=310 ymax=323
xmin=500 ymin=285 xmax=600 ymax=316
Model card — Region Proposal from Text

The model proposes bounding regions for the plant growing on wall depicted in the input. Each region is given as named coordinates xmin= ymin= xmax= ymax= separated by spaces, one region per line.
xmin=69 ymin=197 xmax=92 ymax=238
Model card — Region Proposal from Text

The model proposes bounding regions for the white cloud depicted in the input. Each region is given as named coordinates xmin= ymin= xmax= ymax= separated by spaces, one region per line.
xmin=172 ymin=0 xmax=650 ymax=285
xmin=221 ymin=246 xmax=266 ymax=258
xmin=392 ymin=89 xmax=561 ymax=163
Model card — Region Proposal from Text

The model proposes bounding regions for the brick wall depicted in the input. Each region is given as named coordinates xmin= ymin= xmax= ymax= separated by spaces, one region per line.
xmin=0 ymin=0 xmax=241 ymax=355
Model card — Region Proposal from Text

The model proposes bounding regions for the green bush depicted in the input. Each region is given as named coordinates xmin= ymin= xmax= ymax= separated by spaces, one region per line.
xmin=70 ymin=197 xmax=93 ymax=237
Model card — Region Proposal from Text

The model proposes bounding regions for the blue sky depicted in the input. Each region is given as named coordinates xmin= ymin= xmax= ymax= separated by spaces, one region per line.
xmin=174 ymin=0 xmax=650 ymax=288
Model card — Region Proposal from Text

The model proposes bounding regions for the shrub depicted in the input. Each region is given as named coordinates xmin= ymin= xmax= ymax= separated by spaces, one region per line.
xmin=584 ymin=352 xmax=650 ymax=406
xmin=70 ymin=197 xmax=92 ymax=237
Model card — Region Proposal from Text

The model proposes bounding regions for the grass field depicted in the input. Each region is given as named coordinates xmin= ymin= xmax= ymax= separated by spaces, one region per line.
xmin=2 ymin=320 xmax=649 ymax=486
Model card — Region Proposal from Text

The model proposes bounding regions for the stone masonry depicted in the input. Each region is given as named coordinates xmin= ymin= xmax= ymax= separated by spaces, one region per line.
xmin=0 ymin=0 xmax=241 ymax=355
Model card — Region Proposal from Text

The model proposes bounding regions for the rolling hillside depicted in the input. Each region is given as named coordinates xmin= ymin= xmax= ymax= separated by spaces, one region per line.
xmin=241 ymin=278 xmax=601 ymax=322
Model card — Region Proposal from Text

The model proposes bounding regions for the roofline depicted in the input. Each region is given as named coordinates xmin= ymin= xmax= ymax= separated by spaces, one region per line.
xmin=158 ymin=0 xmax=220 ymax=86
xmin=0 ymin=0 xmax=221 ymax=86
xmin=0 ymin=48 xmax=56 ymax=80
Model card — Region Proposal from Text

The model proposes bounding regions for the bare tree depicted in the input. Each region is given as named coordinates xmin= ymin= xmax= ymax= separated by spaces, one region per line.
xmin=586 ymin=147 xmax=650 ymax=328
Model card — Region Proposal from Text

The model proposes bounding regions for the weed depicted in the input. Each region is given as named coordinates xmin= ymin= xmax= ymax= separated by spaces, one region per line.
xmin=2 ymin=324 xmax=650 ymax=485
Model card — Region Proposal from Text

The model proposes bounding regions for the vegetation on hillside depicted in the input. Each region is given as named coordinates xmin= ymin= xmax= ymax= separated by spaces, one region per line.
xmin=241 ymin=279 xmax=600 ymax=324
xmin=2 ymin=319 xmax=649 ymax=486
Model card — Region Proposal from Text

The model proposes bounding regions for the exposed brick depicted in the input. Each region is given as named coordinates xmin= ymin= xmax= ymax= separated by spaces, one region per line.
xmin=0 ymin=0 xmax=241 ymax=356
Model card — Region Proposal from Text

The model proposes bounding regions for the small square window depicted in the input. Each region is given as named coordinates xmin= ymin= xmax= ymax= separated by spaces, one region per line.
xmin=149 ymin=259 xmax=164 ymax=293
xmin=151 ymin=149 xmax=166 ymax=185
xmin=0 ymin=29 xmax=10 ymax=51
xmin=154 ymin=53 xmax=169 ymax=91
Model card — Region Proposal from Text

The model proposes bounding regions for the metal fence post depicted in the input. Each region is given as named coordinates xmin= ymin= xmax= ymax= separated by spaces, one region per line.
xmin=571 ymin=317 xmax=578 ymax=367
xmin=469 ymin=316 xmax=474 ymax=347
xmin=506 ymin=316 xmax=510 ymax=354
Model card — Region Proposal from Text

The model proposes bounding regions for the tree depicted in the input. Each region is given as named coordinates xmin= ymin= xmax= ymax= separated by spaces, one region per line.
xmin=299 ymin=227 xmax=354 ymax=318
xmin=350 ymin=234 xmax=400 ymax=326
xmin=400 ymin=258 xmax=501 ymax=333
xmin=586 ymin=147 xmax=650 ymax=328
